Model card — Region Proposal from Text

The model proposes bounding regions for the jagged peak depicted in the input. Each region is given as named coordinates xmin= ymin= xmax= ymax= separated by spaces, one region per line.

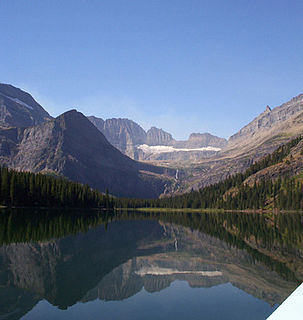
xmin=265 ymin=105 xmax=271 ymax=112
xmin=87 ymin=115 xmax=103 ymax=120
xmin=58 ymin=109 xmax=80 ymax=118
xmin=56 ymin=109 xmax=93 ymax=124
xmin=147 ymin=126 xmax=169 ymax=133
xmin=104 ymin=118 xmax=142 ymax=125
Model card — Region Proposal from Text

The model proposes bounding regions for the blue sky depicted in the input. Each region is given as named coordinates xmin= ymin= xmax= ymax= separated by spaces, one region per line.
xmin=1 ymin=0 xmax=303 ymax=139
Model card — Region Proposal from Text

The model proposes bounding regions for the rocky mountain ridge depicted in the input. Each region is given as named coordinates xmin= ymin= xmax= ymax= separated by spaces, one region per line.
xmin=1 ymin=83 xmax=303 ymax=198
xmin=88 ymin=115 xmax=227 ymax=161
xmin=0 ymin=83 xmax=52 ymax=128
xmin=163 ymin=93 xmax=303 ymax=195
xmin=0 ymin=109 xmax=174 ymax=198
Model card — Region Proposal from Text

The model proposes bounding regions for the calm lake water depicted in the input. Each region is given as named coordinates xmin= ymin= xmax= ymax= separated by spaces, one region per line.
xmin=0 ymin=209 xmax=302 ymax=320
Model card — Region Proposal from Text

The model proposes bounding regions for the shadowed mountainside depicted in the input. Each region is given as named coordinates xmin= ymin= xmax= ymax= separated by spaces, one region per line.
xmin=0 ymin=110 xmax=174 ymax=198
xmin=0 ymin=84 xmax=52 ymax=128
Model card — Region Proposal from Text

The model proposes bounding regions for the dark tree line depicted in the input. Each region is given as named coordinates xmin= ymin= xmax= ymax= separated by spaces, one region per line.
xmin=0 ymin=167 xmax=114 ymax=208
xmin=0 ymin=136 xmax=302 ymax=210
xmin=116 ymin=136 xmax=303 ymax=210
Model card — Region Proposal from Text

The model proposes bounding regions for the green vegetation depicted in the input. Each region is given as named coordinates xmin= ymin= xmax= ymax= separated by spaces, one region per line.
xmin=0 ymin=167 xmax=114 ymax=209
xmin=0 ymin=136 xmax=302 ymax=211
xmin=116 ymin=136 xmax=303 ymax=210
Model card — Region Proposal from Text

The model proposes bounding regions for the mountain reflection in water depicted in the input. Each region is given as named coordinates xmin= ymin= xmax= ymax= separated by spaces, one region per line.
xmin=0 ymin=209 xmax=302 ymax=320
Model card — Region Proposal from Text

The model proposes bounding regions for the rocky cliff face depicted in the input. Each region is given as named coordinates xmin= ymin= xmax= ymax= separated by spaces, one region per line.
xmin=0 ymin=84 xmax=52 ymax=128
xmin=179 ymin=133 xmax=227 ymax=149
xmin=88 ymin=116 xmax=147 ymax=159
xmin=227 ymin=94 xmax=303 ymax=153
xmin=146 ymin=127 xmax=174 ymax=146
xmin=167 ymin=93 xmax=303 ymax=194
xmin=0 ymin=110 xmax=173 ymax=198
xmin=88 ymin=116 xmax=226 ymax=161
xmin=3 ymin=83 xmax=303 ymax=197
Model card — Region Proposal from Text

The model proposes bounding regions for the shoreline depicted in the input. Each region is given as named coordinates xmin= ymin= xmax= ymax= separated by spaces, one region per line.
xmin=1 ymin=206 xmax=302 ymax=214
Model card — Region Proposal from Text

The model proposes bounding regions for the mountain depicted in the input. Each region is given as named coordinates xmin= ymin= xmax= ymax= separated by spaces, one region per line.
xmin=243 ymin=136 xmax=303 ymax=188
xmin=226 ymin=94 xmax=303 ymax=156
xmin=0 ymin=84 xmax=52 ymax=128
xmin=88 ymin=116 xmax=146 ymax=159
xmin=152 ymin=136 xmax=303 ymax=210
xmin=146 ymin=127 xmax=174 ymax=146
xmin=88 ymin=116 xmax=227 ymax=161
xmin=168 ymin=94 xmax=303 ymax=194
xmin=2 ymin=83 xmax=303 ymax=198
xmin=175 ymin=133 xmax=227 ymax=149
xmin=0 ymin=110 xmax=174 ymax=198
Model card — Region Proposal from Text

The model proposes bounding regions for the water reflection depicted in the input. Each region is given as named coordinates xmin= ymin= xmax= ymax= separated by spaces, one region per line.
xmin=0 ymin=209 xmax=302 ymax=319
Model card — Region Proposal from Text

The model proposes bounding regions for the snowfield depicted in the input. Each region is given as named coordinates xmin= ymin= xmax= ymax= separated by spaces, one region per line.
xmin=0 ymin=93 xmax=34 ymax=110
xmin=137 ymin=144 xmax=221 ymax=154
xmin=135 ymin=266 xmax=222 ymax=277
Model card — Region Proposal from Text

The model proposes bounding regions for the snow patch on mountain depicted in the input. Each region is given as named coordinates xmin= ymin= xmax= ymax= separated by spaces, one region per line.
xmin=0 ymin=93 xmax=34 ymax=110
xmin=138 ymin=144 xmax=221 ymax=154
xmin=135 ymin=266 xmax=222 ymax=277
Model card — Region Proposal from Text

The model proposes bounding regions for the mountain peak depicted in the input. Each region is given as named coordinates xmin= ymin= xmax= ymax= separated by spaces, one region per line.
xmin=265 ymin=105 xmax=271 ymax=112
xmin=0 ymin=83 xmax=52 ymax=128
xmin=60 ymin=109 xmax=79 ymax=117
xmin=146 ymin=127 xmax=174 ymax=146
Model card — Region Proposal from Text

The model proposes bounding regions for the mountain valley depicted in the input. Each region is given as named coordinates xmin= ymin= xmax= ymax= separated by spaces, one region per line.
xmin=0 ymin=83 xmax=303 ymax=199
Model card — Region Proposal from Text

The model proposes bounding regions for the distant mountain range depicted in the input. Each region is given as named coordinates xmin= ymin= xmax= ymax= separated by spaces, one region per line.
xmin=88 ymin=116 xmax=227 ymax=161
xmin=0 ymin=82 xmax=303 ymax=198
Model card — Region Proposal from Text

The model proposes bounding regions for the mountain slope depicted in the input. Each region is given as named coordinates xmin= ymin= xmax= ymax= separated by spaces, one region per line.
xmin=88 ymin=116 xmax=227 ymax=161
xmin=226 ymin=94 xmax=303 ymax=156
xmin=0 ymin=84 xmax=52 ymax=128
xmin=174 ymin=133 xmax=227 ymax=149
xmin=0 ymin=110 xmax=174 ymax=198
xmin=169 ymin=94 xmax=303 ymax=194
xmin=146 ymin=135 xmax=303 ymax=210
xmin=88 ymin=116 xmax=146 ymax=159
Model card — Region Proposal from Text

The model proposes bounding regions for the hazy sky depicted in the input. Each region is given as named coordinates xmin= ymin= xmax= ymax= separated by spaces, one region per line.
xmin=1 ymin=0 xmax=303 ymax=139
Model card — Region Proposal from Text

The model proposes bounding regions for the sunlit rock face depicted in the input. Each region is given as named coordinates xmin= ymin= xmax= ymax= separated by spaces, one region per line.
xmin=88 ymin=116 xmax=227 ymax=161
xmin=228 ymin=95 xmax=303 ymax=147
xmin=88 ymin=117 xmax=147 ymax=159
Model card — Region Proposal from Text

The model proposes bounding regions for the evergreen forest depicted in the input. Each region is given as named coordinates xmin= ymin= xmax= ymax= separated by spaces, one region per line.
xmin=0 ymin=136 xmax=303 ymax=210
xmin=116 ymin=136 xmax=303 ymax=210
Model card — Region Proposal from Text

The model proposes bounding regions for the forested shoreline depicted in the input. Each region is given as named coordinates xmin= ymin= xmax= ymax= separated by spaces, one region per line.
xmin=0 ymin=167 xmax=114 ymax=209
xmin=117 ymin=136 xmax=303 ymax=211
xmin=0 ymin=136 xmax=302 ymax=211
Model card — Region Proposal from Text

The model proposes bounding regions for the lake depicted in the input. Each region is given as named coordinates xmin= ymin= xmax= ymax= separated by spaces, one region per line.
xmin=0 ymin=209 xmax=302 ymax=319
